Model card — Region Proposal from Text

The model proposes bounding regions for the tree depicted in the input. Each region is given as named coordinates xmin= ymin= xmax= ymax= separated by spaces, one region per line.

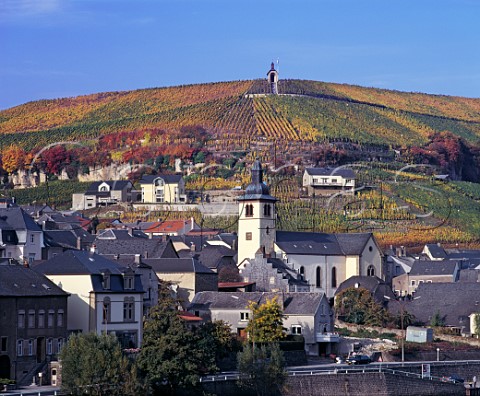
xmin=2 ymin=144 xmax=25 ymax=174
xmin=137 ymin=282 xmax=216 ymax=395
xmin=335 ymin=287 xmax=391 ymax=326
xmin=237 ymin=342 xmax=287 ymax=396
xmin=430 ymin=310 xmax=445 ymax=327
xmin=59 ymin=333 xmax=140 ymax=396
xmin=245 ymin=296 xmax=286 ymax=343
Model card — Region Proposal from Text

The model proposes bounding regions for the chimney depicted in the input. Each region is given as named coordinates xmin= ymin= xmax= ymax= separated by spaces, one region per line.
xmin=190 ymin=243 xmax=196 ymax=253
xmin=143 ymin=251 xmax=148 ymax=259
xmin=162 ymin=234 xmax=167 ymax=242
xmin=128 ymin=228 xmax=133 ymax=237
xmin=191 ymin=216 xmax=194 ymax=230
xmin=134 ymin=254 xmax=141 ymax=265
xmin=148 ymin=232 xmax=153 ymax=240
xmin=90 ymin=244 xmax=97 ymax=254
xmin=23 ymin=258 xmax=29 ymax=268
xmin=76 ymin=236 xmax=82 ymax=250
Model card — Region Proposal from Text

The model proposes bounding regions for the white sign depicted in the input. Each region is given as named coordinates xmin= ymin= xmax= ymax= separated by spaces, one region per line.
xmin=422 ymin=364 xmax=431 ymax=379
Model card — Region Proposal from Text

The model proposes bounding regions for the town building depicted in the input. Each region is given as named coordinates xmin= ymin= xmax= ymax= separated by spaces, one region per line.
xmin=139 ymin=174 xmax=186 ymax=203
xmin=303 ymin=167 xmax=356 ymax=196
xmin=0 ymin=262 xmax=68 ymax=384
xmin=71 ymin=180 xmax=134 ymax=210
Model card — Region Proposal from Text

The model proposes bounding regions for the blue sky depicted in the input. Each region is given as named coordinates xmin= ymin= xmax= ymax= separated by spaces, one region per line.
xmin=1 ymin=0 xmax=479 ymax=110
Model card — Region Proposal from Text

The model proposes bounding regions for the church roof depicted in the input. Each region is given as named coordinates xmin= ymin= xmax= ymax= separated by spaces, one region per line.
xmin=275 ymin=231 xmax=374 ymax=256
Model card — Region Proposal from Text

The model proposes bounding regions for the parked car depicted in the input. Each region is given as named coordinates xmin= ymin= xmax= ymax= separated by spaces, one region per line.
xmin=346 ymin=355 xmax=371 ymax=365
xmin=441 ymin=374 xmax=464 ymax=384
xmin=335 ymin=356 xmax=346 ymax=364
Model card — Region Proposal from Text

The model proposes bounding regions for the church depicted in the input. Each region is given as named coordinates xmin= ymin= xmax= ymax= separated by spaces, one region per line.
xmin=237 ymin=161 xmax=384 ymax=297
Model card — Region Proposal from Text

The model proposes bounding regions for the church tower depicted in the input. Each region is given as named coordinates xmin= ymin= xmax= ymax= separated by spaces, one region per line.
xmin=267 ymin=62 xmax=279 ymax=94
xmin=237 ymin=161 xmax=277 ymax=264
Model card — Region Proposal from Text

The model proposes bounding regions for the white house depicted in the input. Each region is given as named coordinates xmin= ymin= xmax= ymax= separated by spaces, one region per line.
xmin=72 ymin=180 xmax=134 ymax=210
xmin=33 ymin=250 xmax=144 ymax=348
xmin=303 ymin=167 xmax=356 ymax=196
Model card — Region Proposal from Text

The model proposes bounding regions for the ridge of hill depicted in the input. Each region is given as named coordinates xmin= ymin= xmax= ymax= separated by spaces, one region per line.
xmin=1 ymin=79 xmax=480 ymax=151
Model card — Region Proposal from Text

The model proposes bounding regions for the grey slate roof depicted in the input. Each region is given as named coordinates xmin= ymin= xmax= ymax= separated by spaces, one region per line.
xmin=194 ymin=245 xmax=235 ymax=270
xmin=0 ymin=207 xmax=41 ymax=231
xmin=0 ymin=263 xmax=69 ymax=297
xmin=33 ymin=250 xmax=123 ymax=275
xmin=96 ymin=229 xmax=148 ymax=240
xmin=406 ymin=282 xmax=480 ymax=333
xmin=425 ymin=244 xmax=448 ymax=259
xmin=90 ymin=273 xmax=144 ymax=293
xmin=409 ymin=260 xmax=458 ymax=276
xmin=335 ymin=275 xmax=396 ymax=303
xmin=85 ymin=180 xmax=133 ymax=194
xmin=275 ymin=231 xmax=374 ymax=256
xmin=305 ymin=167 xmax=356 ymax=178
xmin=92 ymin=238 xmax=176 ymax=258
xmin=189 ymin=291 xmax=324 ymax=315
xmin=144 ymin=258 xmax=214 ymax=274
xmin=139 ymin=174 xmax=183 ymax=184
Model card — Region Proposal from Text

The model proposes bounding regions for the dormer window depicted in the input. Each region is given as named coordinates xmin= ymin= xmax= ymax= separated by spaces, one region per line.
xmin=124 ymin=275 xmax=134 ymax=290
xmin=103 ymin=273 xmax=110 ymax=290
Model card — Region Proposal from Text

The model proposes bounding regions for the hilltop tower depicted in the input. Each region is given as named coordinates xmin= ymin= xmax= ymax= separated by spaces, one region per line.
xmin=237 ymin=161 xmax=277 ymax=264
xmin=267 ymin=62 xmax=279 ymax=94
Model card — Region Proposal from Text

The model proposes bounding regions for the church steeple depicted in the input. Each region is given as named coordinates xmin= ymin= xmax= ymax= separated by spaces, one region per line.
xmin=237 ymin=161 xmax=277 ymax=264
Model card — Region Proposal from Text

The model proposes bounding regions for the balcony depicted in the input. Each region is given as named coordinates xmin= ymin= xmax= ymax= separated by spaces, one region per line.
xmin=315 ymin=332 xmax=340 ymax=342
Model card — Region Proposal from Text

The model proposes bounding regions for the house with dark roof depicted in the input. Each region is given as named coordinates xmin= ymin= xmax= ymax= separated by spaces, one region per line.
xmin=143 ymin=257 xmax=217 ymax=308
xmin=139 ymin=174 xmax=186 ymax=203
xmin=72 ymin=180 xmax=134 ymax=210
xmin=404 ymin=282 xmax=480 ymax=335
xmin=0 ymin=207 xmax=44 ymax=263
xmin=335 ymin=275 xmax=396 ymax=305
xmin=303 ymin=167 xmax=356 ymax=195
xmin=422 ymin=244 xmax=448 ymax=261
xmin=188 ymin=291 xmax=337 ymax=356
xmin=42 ymin=228 xmax=94 ymax=259
xmin=392 ymin=259 xmax=460 ymax=296
xmin=0 ymin=262 xmax=68 ymax=384
xmin=33 ymin=251 xmax=144 ymax=348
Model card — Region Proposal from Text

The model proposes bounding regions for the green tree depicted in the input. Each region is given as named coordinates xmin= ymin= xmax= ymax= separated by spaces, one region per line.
xmin=137 ymin=282 xmax=216 ymax=395
xmin=335 ymin=287 xmax=391 ymax=326
xmin=59 ymin=333 xmax=140 ymax=396
xmin=430 ymin=310 xmax=445 ymax=327
xmin=246 ymin=296 xmax=286 ymax=343
xmin=473 ymin=313 xmax=480 ymax=337
xmin=237 ymin=342 xmax=287 ymax=396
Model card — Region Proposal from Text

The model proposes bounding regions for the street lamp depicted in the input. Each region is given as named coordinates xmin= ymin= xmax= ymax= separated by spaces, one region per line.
xmin=436 ymin=347 xmax=440 ymax=362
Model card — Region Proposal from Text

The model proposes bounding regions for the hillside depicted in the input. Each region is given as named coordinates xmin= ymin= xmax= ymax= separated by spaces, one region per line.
xmin=1 ymin=79 xmax=480 ymax=151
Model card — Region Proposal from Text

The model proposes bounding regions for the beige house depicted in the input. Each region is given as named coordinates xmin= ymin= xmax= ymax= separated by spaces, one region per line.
xmin=189 ymin=291 xmax=339 ymax=356
xmin=72 ymin=180 xmax=134 ymax=210
xmin=139 ymin=174 xmax=186 ymax=203
xmin=303 ymin=167 xmax=356 ymax=196
xmin=392 ymin=259 xmax=460 ymax=296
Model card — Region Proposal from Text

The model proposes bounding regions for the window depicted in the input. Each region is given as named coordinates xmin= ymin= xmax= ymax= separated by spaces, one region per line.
xmin=28 ymin=339 xmax=33 ymax=356
xmin=316 ymin=266 xmax=321 ymax=288
xmin=263 ymin=204 xmax=271 ymax=217
xmin=57 ymin=310 xmax=64 ymax=327
xmin=291 ymin=325 xmax=302 ymax=335
xmin=426 ymin=280 xmax=432 ymax=283
xmin=18 ymin=310 xmax=25 ymax=328
xmin=331 ymin=267 xmax=337 ymax=288
xmin=57 ymin=338 xmax=64 ymax=353
xmin=367 ymin=265 xmax=375 ymax=277
xmin=240 ymin=312 xmax=249 ymax=321
xmin=245 ymin=204 xmax=254 ymax=217
xmin=369 ymin=246 xmax=373 ymax=252
xmin=103 ymin=297 xmax=111 ymax=323
xmin=411 ymin=280 xmax=416 ymax=286
xmin=29 ymin=253 xmax=35 ymax=264
xmin=48 ymin=310 xmax=55 ymax=328
xmin=332 ymin=178 xmax=337 ymax=183
xmin=47 ymin=339 xmax=53 ymax=355
xmin=30 ymin=234 xmax=35 ymax=243
xmin=299 ymin=266 xmax=305 ymax=279
xmin=245 ymin=232 xmax=252 ymax=241
xmin=38 ymin=310 xmax=45 ymax=328
xmin=124 ymin=276 xmax=134 ymax=290
xmin=123 ymin=297 xmax=135 ymax=322
xmin=28 ymin=310 xmax=35 ymax=328
xmin=17 ymin=340 xmax=23 ymax=357
xmin=103 ymin=274 xmax=110 ymax=289
xmin=1 ymin=337 xmax=7 ymax=352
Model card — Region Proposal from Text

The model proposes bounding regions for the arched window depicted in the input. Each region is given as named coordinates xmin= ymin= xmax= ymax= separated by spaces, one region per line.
xmin=299 ymin=266 xmax=305 ymax=280
xmin=245 ymin=204 xmax=254 ymax=217
xmin=316 ymin=267 xmax=321 ymax=288
xmin=367 ymin=265 xmax=375 ymax=277
xmin=331 ymin=267 xmax=337 ymax=288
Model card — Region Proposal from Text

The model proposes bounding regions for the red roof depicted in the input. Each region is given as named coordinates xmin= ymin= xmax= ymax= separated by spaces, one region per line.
xmin=144 ymin=220 xmax=189 ymax=233
xmin=179 ymin=311 xmax=202 ymax=322
xmin=218 ymin=282 xmax=256 ymax=288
